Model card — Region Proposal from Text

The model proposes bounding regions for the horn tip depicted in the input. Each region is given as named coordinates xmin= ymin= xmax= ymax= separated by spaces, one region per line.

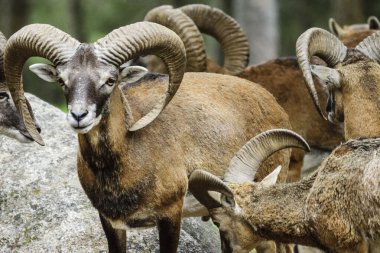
xmin=33 ymin=133 xmax=45 ymax=146
xmin=289 ymin=130 xmax=311 ymax=152
xmin=36 ymin=140 xmax=46 ymax=146
xmin=303 ymin=141 xmax=311 ymax=152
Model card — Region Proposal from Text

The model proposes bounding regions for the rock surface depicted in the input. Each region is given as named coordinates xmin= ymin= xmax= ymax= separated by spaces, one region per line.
xmin=0 ymin=94 xmax=219 ymax=252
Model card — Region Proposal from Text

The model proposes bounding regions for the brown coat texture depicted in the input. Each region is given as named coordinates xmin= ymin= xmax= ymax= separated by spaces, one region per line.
xmin=207 ymin=29 xmax=377 ymax=149
xmin=208 ymin=137 xmax=380 ymax=253
xmin=206 ymin=31 xmax=377 ymax=183
xmin=334 ymin=51 xmax=380 ymax=139
xmin=76 ymin=72 xmax=292 ymax=231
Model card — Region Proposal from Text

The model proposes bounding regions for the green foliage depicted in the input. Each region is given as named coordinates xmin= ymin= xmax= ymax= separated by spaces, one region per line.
xmin=1 ymin=0 xmax=379 ymax=110
xmin=279 ymin=0 xmax=333 ymax=56
xmin=29 ymin=0 xmax=70 ymax=32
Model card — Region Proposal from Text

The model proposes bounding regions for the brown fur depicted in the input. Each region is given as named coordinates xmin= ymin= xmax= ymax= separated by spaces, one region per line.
xmin=206 ymin=58 xmax=228 ymax=74
xmin=76 ymin=72 xmax=292 ymax=249
xmin=205 ymin=138 xmax=380 ymax=253
xmin=287 ymin=148 xmax=305 ymax=183
xmin=207 ymin=57 xmax=340 ymax=183
xmin=122 ymin=73 xmax=291 ymax=182
xmin=238 ymin=58 xmax=342 ymax=184
xmin=239 ymin=58 xmax=344 ymax=150
xmin=334 ymin=50 xmax=380 ymax=140
xmin=340 ymin=30 xmax=376 ymax=48
xmin=198 ymin=58 xmax=313 ymax=183
xmin=204 ymin=29 xmax=377 ymax=184
xmin=141 ymin=16 xmax=378 ymax=186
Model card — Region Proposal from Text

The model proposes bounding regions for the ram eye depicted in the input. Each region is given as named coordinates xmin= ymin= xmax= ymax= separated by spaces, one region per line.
xmin=0 ymin=92 xmax=9 ymax=102
xmin=105 ymin=78 xmax=116 ymax=86
xmin=57 ymin=78 xmax=65 ymax=86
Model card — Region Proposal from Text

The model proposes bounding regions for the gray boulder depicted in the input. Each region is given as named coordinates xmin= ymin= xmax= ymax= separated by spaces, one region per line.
xmin=0 ymin=94 xmax=219 ymax=252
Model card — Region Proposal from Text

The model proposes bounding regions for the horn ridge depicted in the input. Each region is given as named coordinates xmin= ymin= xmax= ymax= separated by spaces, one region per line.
xmin=224 ymin=129 xmax=310 ymax=183
xmin=356 ymin=30 xmax=380 ymax=62
xmin=180 ymin=4 xmax=249 ymax=75
xmin=189 ymin=169 xmax=234 ymax=209
xmin=4 ymin=24 xmax=80 ymax=144
xmin=95 ymin=22 xmax=186 ymax=131
xmin=296 ymin=28 xmax=347 ymax=119
xmin=144 ymin=5 xmax=207 ymax=72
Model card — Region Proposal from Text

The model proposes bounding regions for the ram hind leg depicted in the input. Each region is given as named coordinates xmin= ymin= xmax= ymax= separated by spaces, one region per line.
xmin=287 ymin=148 xmax=305 ymax=182
xmin=99 ymin=213 xmax=127 ymax=253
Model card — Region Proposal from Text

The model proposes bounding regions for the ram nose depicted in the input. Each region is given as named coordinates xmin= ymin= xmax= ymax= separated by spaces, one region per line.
xmin=67 ymin=102 xmax=89 ymax=125
xmin=69 ymin=102 xmax=88 ymax=121
xmin=67 ymin=103 xmax=98 ymax=133
xmin=70 ymin=109 xmax=89 ymax=122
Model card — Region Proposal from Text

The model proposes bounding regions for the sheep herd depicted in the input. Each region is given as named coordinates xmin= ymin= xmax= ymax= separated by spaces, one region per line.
xmin=1 ymin=3 xmax=380 ymax=253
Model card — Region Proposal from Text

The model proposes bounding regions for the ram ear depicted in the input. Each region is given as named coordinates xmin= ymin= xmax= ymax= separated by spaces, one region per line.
xmin=29 ymin=63 xmax=59 ymax=82
xmin=368 ymin=16 xmax=380 ymax=30
xmin=119 ymin=65 xmax=148 ymax=84
xmin=261 ymin=166 xmax=281 ymax=188
xmin=329 ymin=18 xmax=344 ymax=37
xmin=311 ymin=64 xmax=341 ymax=89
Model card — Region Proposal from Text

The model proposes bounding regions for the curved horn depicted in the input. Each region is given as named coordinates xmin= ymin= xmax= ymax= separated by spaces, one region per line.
xmin=189 ymin=169 xmax=234 ymax=210
xmin=368 ymin=16 xmax=380 ymax=30
xmin=180 ymin=4 xmax=249 ymax=75
xmin=144 ymin=5 xmax=206 ymax=72
xmin=95 ymin=22 xmax=186 ymax=131
xmin=0 ymin=32 xmax=7 ymax=81
xmin=356 ymin=30 xmax=380 ymax=62
xmin=224 ymin=129 xmax=310 ymax=184
xmin=4 ymin=24 xmax=80 ymax=145
xmin=296 ymin=28 xmax=347 ymax=119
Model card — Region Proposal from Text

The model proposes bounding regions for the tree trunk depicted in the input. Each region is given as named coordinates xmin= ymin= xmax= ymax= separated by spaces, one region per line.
xmin=0 ymin=0 xmax=30 ymax=36
xmin=332 ymin=0 xmax=364 ymax=23
xmin=69 ymin=0 xmax=86 ymax=42
xmin=233 ymin=0 xmax=279 ymax=64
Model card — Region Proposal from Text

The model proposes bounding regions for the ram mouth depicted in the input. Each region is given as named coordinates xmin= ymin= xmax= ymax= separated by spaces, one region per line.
xmin=71 ymin=123 xmax=95 ymax=134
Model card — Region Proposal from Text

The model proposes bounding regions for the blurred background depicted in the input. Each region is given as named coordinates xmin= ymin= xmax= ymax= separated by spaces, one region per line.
xmin=0 ymin=0 xmax=378 ymax=110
